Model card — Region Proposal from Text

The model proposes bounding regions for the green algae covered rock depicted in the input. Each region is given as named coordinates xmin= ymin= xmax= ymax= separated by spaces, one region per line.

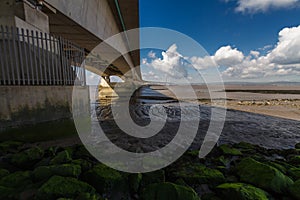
xmin=289 ymin=156 xmax=300 ymax=166
xmin=82 ymin=164 xmax=127 ymax=196
xmin=0 ymin=141 xmax=23 ymax=154
xmin=219 ymin=144 xmax=242 ymax=156
xmin=140 ymin=170 xmax=165 ymax=189
xmin=129 ymin=173 xmax=142 ymax=193
xmin=33 ymin=164 xmax=81 ymax=181
xmin=236 ymin=158 xmax=293 ymax=193
xmin=36 ymin=175 xmax=96 ymax=200
xmin=72 ymin=159 xmax=92 ymax=172
xmin=0 ymin=185 xmax=15 ymax=199
xmin=173 ymin=163 xmax=225 ymax=185
xmin=50 ymin=150 xmax=72 ymax=165
xmin=0 ymin=168 xmax=9 ymax=179
xmin=9 ymin=147 xmax=44 ymax=168
xmin=0 ymin=171 xmax=32 ymax=188
xmin=288 ymin=168 xmax=300 ymax=180
xmin=141 ymin=182 xmax=200 ymax=200
xmin=290 ymin=180 xmax=300 ymax=200
xmin=216 ymin=183 xmax=269 ymax=200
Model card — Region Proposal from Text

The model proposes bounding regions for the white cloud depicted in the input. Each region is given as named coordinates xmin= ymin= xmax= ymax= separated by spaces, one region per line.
xmin=145 ymin=44 xmax=188 ymax=78
xmin=220 ymin=25 xmax=300 ymax=79
xmin=142 ymin=25 xmax=300 ymax=81
xmin=148 ymin=51 xmax=156 ymax=59
xmin=214 ymin=46 xmax=245 ymax=66
xmin=190 ymin=55 xmax=217 ymax=70
xmin=267 ymin=25 xmax=300 ymax=65
xmin=228 ymin=0 xmax=299 ymax=13
xmin=250 ymin=50 xmax=260 ymax=58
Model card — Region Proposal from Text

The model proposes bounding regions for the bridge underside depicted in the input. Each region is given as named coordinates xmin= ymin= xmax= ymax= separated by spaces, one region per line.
xmin=43 ymin=0 xmax=141 ymax=80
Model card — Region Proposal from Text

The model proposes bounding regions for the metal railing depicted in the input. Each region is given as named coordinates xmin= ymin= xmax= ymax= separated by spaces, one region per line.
xmin=0 ymin=25 xmax=86 ymax=86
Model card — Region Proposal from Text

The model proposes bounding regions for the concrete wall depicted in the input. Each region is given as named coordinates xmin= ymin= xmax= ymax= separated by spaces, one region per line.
xmin=0 ymin=86 xmax=89 ymax=131
xmin=44 ymin=0 xmax=136 ymax=76
xmin=0 ymin=0 xmax=49 ymax=33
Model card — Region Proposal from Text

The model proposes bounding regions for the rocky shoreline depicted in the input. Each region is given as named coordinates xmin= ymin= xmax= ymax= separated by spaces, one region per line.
xmin=0 ymin=140 xmax=300 ymax=199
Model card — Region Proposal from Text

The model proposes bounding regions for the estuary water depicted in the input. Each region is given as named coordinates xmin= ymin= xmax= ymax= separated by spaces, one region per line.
xmin=93 ymin=85 xmax=300 ymax=152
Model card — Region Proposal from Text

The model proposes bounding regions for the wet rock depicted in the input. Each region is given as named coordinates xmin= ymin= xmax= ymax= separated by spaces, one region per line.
xmin=288 ymin=168 xmax=300 ymax=181
xmin=128 ymin=173 xmax=142 ymax=193
xmin=0 ymin=185 xmax=15 ymax=199
xmin=289 ymin=156 xmax=300 ymax=166
xmin=9 ymin=147 xmax=44 ymax=168
xmin=33 ymin=164 xmax=81 ymax=181
xmin=141 ymin=182 xmax=200 ymax=200
xmin=36 ymin=175 xmax=96 ymax=200
xmin=73 ymin=145 xmax=93 ymax=160
xmin=264 ymin=161 xmax=287 ymax=174
xmin=172 ymin=163 xmax=225 ymax=186
xmin=0 ymin=168 xmax=9 ymax=178
xmin=0 ymin=171 xmax=32 ymax=188
xmin=50 ymin=150 xmax=72 ymax=165
xmin=72 ymin=159 xmax=92 ymax=172
xmin=219 ymin=144 xmax=242 ymax=156
xmin=290 ymin=180 xmax=300 ymax=200
xmin=236 ymin=158 xmax=293 ymax=193
xmin=201 ymin=193 xmax=221 ymax=200
xmin=216 ymin=183 xmax=269 ymax=200
xmin=0 ymin=141 xmax=23 ymax=155
xmin=82 ymin=164 xmax=128 ymax=198
xmin=296 ymin=143 xmax=300 ymax=150
xmin=75 ymin=192 xmax=102 ymax=200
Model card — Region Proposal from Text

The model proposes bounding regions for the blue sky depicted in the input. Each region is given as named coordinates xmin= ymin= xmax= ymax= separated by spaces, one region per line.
xmin=139 ymin=0 xmax=300 ymax=83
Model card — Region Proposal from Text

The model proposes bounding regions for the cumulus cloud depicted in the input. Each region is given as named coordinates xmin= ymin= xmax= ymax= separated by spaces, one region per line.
xmin=144 ymin=44 xmax=189 ymax=79
xmin=214 ymin=46 xmax=245 ymax=66
xmin=219 ymin=25 xmax=300 ymax=78
xmin=142 ymin=25 xmax=300 ymax=81
xmin=267 ymin=25 xmax=300 ymax=65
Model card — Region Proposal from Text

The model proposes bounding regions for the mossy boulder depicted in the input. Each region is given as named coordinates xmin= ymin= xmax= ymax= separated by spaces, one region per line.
xmin=141 ymin=182 xmax=199 ymax=200
xmin=75 ymin=192 xmax=102 ymax=200
xmin=50 ymin=150 xmax=72 ymax=165
xmin=73 ymin=145 xmax=93 ymax=160
xmin=140 ymin=170 xmax=165 ymax=189
xmin=265 ymin=162 xmax=287 ymax=174
xmin=33 ymin=164 xmax=81 ymax=181
xmin=72 ymin=159 xmax=92 ymax=172
xmin=289 ymin=156 xmax=300 ymax=166
xmin=290 ymin=180 xmax=300 ymax=200
xmin=219 ymin=144 xmax=242 ymax=156
xmin=216 ymin=183 xmax=269 ymax=200
xmin=129 ymin=173 xmax=142 ymax=193
xmin=0 ymin=168 xmax=9 ymax=179
xmin=9 ymin=147 xmax=44 ymax=168
xmin=201 ymin=193 xmax=221 ymax=200
xmin=0 ymin=185 xmax=15 ymax=199
xmin=295 ymin=143 xmax=300 ymax=149
xmin=0 ymin=141 xmax=23 ymax=154
xmin=173 ymin=163 xmax=225 ymax=185
xmin=82 ymin=164 xmax=128 ymax=197
xmin=288 ymin=168 xmax=300 ymax=180
xmin=36 ymin=175 xmax=96 ymax=200
xmin=0 ymin=171 xmax=32 ymax=188
xmin=236 ymin=158 xmax=293 ymax=193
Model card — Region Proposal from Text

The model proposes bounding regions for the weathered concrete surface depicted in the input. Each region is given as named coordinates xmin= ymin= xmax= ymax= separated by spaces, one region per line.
xmin=0 ymin=86 xmax=89 ymax=131
xmin=43 ymin=0 xmax=141 ymax=80
xmin=0 ymin=0 xmax=49 ymax=33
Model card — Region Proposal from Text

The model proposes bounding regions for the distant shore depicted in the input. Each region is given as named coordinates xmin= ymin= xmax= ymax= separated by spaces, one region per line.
xmin=150 ymin=84 xmax=300 ymax=121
